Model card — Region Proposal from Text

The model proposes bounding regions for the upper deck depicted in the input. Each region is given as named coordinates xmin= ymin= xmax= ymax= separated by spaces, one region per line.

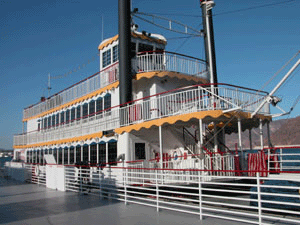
xmin=23 ymin=51 xmax=208 ymax=121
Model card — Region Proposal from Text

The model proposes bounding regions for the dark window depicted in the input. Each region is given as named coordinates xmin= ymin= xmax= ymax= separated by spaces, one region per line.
xmin=113 ymin=45 xmax=119 ymax=63
xmin=51 ymin=115 xmax=55 ymax=127
xmin=69 ymin=146 xmax=74 ymax=164
xmin=138 ymin=43 xmax=153 ymax=54
xmin=66 ymin=109 xmax=70 ymax=124
xmin=108 ymin=141 xmax=117 ymax=165
xmin=44 ymin=117 xmax=47 ymax=129
xmin=58 ymin=148 xmax=62 ymax=164
xmin=76 ymin=105 xmax=81 ymax=120
xmin=37 ymin=150 xmax=40 ymax=164
xmin=71 ymin=108 xmax=75 ymax=122
xmin=64 ymin=147 xmax=68 ymax=164
xmin=83 ymin=103 xmax=88 ymax=118
xmin=98 ymin=143 xmax=106 ymax=165
xmin=104 ymin=94 xmax=111 ymax=111
xmin=47 ymin=116 xmax=51 ymax=128
xmin=53 ymin=149 xmax=57 ymax=164
xmin=49 ymin=149 xmax=52 ymax=154
xmin=102 ymin=49 xmax=111 ymax=68
xmin=37 ymin=123 xmax=40 ymax=131
xmin=131 ymin=42 xmax=136 ymax=58
xmin=89 ymin=100 xmax=95 ymax=117
xmin=60 ymin=112 xmax=65 ymax=124
xmin=76 ymin=146 xmax=81 ymax=163
xmin=26 ymin=151 xmax=30 ymax=163
xmin=90 ymin=144 xmax=97 ymax=165
xmin=83 ymin=145 xmax=88 ymax=163
xmin=135 ymin=143 xmax=146 ymax=160
xmin=56 ymin=114 xmax=59 ymax=126
xmin=96 ymin=98 xmax=103 ymax=115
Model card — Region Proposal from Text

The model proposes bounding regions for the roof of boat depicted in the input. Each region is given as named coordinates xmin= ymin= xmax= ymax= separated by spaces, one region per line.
xmin=98 ymin=32 xmax=167 ymax=50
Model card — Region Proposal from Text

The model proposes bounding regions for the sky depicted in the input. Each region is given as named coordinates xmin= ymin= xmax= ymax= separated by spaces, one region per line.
xmin=0 ymin=0 xmax=299 ymax=149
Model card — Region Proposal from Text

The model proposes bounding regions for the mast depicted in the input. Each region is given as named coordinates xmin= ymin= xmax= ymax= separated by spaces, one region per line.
xmin=200 ymin=0 xmax=218 ymax=88
xmin=118 ymin=0 xmax=132 ymax=105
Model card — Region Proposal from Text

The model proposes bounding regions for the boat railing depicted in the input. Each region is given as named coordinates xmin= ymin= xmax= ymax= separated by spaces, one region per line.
xmin=14 ymin=83 xmax=269 ymax=146
xmin=23 ymin=62 xmax=119 ymax=120
xmin=119 ymin=83 xmax=269 ymax=127
xmin=133 ymin=51 xmax=208 ymax=78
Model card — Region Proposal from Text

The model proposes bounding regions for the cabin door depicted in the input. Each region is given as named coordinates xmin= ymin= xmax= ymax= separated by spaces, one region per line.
xmin=135 ymin=143 xmax=146 ymax=160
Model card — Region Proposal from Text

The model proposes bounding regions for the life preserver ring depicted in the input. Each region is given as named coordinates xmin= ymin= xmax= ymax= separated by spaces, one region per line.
xmin=34 ymin=165 xmax=40 ymax=177
xmin=173 ymin=149 xmax=182 ymax=161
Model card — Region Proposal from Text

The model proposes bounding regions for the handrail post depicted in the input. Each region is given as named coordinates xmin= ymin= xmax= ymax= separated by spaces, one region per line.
xmin=156 ymin=169 xmax=159 ymax=212
xmin=199 ymin=170 xmax=202 ymax=220
xmin=125 ymin=168 xmax=128 ymax=205
xmin=257 ymin=172 xmax=262 ymax=225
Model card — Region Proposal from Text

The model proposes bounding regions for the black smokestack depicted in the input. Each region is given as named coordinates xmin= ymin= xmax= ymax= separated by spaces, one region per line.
xmin=200 ymin=0 xmax=218 ymax=85
xmin=118 ymin=0 xmax=132 ymax=105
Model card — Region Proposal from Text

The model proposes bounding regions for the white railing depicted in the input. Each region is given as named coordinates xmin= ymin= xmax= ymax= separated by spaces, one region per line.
xmin=14 ymin=84 xmax=269 ymax=146
xmin=63 ymin=165 xmax=300 ymax=225
xmin=134 ymin=51 xmax=207 ymax=78
xmin=119 ymin=85 xmax=269 ymax=127
xmin=23 ymin=63 xmax=119 ymax=120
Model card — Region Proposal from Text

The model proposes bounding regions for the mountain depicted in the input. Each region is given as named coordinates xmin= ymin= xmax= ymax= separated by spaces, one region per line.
xmin=225 ymin=116 xmax=300 ymax=149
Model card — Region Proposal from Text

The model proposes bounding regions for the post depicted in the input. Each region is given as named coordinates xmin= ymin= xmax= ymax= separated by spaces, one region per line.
xmin=81 ymin=145 xmax=83 ymax=162
xmin=259 ymin=119 xmax=264 ymax=150
xmin=199 ymin=119 xmax=203 ymax=151
xmin=266 ymin=121 xmax=272 ymax=148
xmin=156 ymin=169 xmax=159 ymax=212
xmin=199 ymin=171 xmax=202 ymax=220
xmin=125 ymin=168 xmax=128 ymax=205
xmin=249 ymin=129 xmax=253 ymax=150
xmin=238 ymin=118 xmax=243 ymax=170
xmin=257 ymin=172 xmax=262 ymax=224
xmin=159 ymin=126 xmax=163 ymax=169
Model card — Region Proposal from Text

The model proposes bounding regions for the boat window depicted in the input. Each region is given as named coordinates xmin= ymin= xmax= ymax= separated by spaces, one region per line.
xmin=43 ymin=117 xmax=47 ymax=129
xmin=76 ymin=146 xmax=81 ymax=163
xmin=96 ymin=98 xmax=103 ymax=115
xmin=60 ymin=111 xmax=65 ymax=124
xmin=55 ymin=113 xmax=59 ymax=126
xmin=102 ymin=49 xmax=111 ymax=68
xmin=64 ymin=147 xmax=68 ymax=165
xmin=66 ymin=109 xmax=70 ymax=124
xmin=104 ymin=93 xmax=111 ymax=111
xmin=69 ymin=146 xmax=74 ymax=164
xmin=37 ymin=150 xmax=40 ymax=164
xmin=58 ymin=148 xmax=62 ymax=164
xmin=138 ymin=43 xmax=153 ymax=54
xmin=51 ymin=115 xmax=55 ymax=127
xmin=53 ymin=149 xmax=57 ymax=164
xmin=98 ymin=143 xmax=106 ymax=165
xmin=89 ymin=100 xmax=95 ymax=117
xmin=76 ymin=105 xmax=81 ymax=120
xmin=37 ymin=122 xmax=40 ymax=131
xmin=90 ymin=144 xmax=97 ymax=165
xmin=82 ymin=103 xmax=88 ymax=118
xmin=135 ymin=143 xmax=146 ymax=160
xmin=47 ymin=116 xmax=51 ymax=128
xmin=71 ymin=108 xmax=75 ymax=122
xmin=108 ymin=141 xmax=117 ymax=166
xmin=113 ymin=45 xmax=119 ymax=63
xmin=131 ymin=42 xmax=136 ymax=58
xmin=83 ymin=145 xmax=88 ymax=163
xmin=26 ymin=151 xmax=30 ymax=163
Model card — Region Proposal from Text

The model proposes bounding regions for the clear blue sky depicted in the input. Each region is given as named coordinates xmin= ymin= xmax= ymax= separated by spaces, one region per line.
xmin=0 ymin=0 xmax=299 ymax=149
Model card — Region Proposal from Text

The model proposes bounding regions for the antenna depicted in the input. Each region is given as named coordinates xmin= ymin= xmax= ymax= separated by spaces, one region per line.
xmin=102 ymin=16 xmax=104 ymax=42
xmin=47 ymin=73 xmax=52 ymax=97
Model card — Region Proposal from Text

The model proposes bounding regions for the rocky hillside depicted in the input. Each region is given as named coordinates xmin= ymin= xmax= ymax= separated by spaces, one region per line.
xmin=225 ymin=116 xmax=300 ymax=149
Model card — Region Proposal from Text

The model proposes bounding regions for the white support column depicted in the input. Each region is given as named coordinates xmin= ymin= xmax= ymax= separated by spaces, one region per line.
xmin=81 ymin=146 xmax=83 ymax=162
xmin=259 ymin=119 xmax=264 ymax=150
xmin=106 ymin=142 xmax=109 ymax=164
xmin=74 ymin=147 xmax=76 ymax=163
xmin=199 ymin=119 xmax=203 ymax=147
xmin=238 ymin=118 xmax=243 ymax=169
xmin=88 ymin=145 xmax=91 ymax=164
xmin=249 ymin=129 xmax=253 ymax=151
xmin=213 ymin=123 xmax=218 ymax=152
xmin=267 ymin=121 xmax=272 ymax=148
xmin=159 ymin=126 xmax=163 ymax=168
